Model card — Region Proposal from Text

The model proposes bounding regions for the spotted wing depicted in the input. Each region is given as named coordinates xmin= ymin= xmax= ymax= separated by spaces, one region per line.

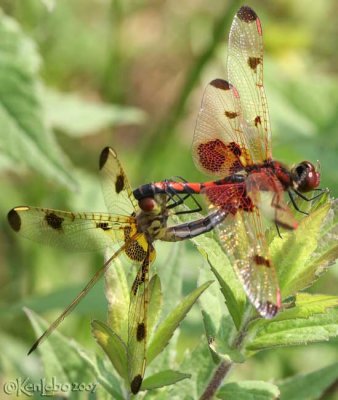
xmin=7 ymin=206 xmax=133 ymax=252
xmin=99 ymin=146 xmax=138 ymax=215
xmin=227 ymin=6 xmax=272 ymax=162
xmin=128 ymin=245 xmax=156 ymax=394
xmin=192 ymin=78 xmax=253 ymax=178
xmin=204 ymin=185 xmax=281 ymax=317
xmin=246 ymin=172 xmax=298 ymax=230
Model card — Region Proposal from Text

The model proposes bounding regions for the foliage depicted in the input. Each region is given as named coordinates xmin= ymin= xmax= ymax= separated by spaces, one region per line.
xmin=1 ymin=0 xmax=338 ymax=399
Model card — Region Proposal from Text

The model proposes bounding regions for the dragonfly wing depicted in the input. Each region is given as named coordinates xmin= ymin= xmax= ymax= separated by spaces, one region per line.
xmin=7 ymin=206 xmax=133 ymax=251
xmin=218 ymin=209 xmax=280 ymax=317
xmin=228 ymin=6 xmax=272 ymax=162
xmin=192 ymin=79 xmax=253 ymax=177
xmin=128 ymin=244 xmax=156 ymax=394
xmin=99 ymin=147 xmax=138 ymax=215
xmin=246 ymin=172 xmax=298 ymax=230
xmin=204 ymin=184 xmax=281 ymax=317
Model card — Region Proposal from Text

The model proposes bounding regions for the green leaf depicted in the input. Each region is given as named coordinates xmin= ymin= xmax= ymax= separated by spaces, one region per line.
xmin=141 ymin=369 xmax=191 ymax=391
xmin=191 ymin=234 xmax=246 ymax=330
xmin=104 ymin=253 xmax=129 ymax=340
xmin=91 ymin=320 xmax=128 ymax=380
xmin=278 ymin=362 xmax=338 ymax=400
xmin=147 ymin=280 xmax=213 ymax=365
xmin=44 ymin=88 xmax=146 ymax=136
xmin=217 ymin=380 xmax=280 ymax=400
xmin=148 ymin=275 xmax=163 ymax=340
xmin=272 ymin=199 xmax=332 ymax=298
xmin=174 ymin=208 xmax=246 ymax=329
xmin=26 ymin=308 xmax=124 ymax=398
xmin=246 ymin=308 xmax=338 ymax=353
xmin=274 ymin=293 xmax=338 ymax=321
xmin=24 ymin=308 xmax=99 ymax=390
xmin=0 ymin=12 xmax=75 ymax=187
xmin=168 ymin=340 xmax=215 ymax=399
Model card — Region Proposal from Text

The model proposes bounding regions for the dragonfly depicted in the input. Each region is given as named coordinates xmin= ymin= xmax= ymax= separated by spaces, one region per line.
xmin=8 ymin=147 xmax=217 ymax=394
xmin=133 ymin=6 xmax=323 ymax=318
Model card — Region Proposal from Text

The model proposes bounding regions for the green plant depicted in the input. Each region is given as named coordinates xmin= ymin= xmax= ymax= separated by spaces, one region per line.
xmin=26 ymin=193 xmax=338 ymax=398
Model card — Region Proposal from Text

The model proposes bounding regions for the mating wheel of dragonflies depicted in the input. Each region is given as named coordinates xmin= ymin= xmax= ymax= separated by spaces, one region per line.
xmin=134 ymin=6 xmax=325 ymax=318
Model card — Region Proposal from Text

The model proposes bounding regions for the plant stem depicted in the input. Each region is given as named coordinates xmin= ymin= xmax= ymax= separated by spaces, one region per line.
xmin=199 ymin=308 xmax=253 ymax=400
xmin=199 ymin=360 xmax=232 ymax=400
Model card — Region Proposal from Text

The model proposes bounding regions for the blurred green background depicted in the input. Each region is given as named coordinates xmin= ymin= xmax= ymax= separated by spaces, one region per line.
xmin=1 ymin=0 xmax=337 ymax=397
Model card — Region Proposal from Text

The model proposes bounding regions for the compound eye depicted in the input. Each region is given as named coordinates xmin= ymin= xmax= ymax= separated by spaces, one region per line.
xmin=138 ymin=197 xmax=156 ymax=212
xmin=293 ymin=161 xmax=320 ymax=192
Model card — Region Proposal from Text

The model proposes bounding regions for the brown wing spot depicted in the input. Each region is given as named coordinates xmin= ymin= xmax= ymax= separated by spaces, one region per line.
xmin=96 ymin=222 xmax=111 ymax=231
xmin=136 ymin=322 xmax=146 ymax=341
xmin=130 ymin=375 xmax=143 ymax=394
xmin=254 ymin=116 xmax=261 ymax=126
xmin=263 ymin=301 xmax=279 ymax=318
xmin=115 ymin=174 xmax=125 ymax=193
xmin=124 ymin=226 xmax=147 ymax=262
xmin=237 ymin=6 xmax=257 ymax=22
xmin=198 ymin=139 xmax=246 ymax=174
xmin=8 ymin=209 xmax=22 ymax=232
xmin=206 ymin=184 xmax=253 ymax=214
xmin=45 ymin=213 xmax=64 ymax=230
xmin=254 ymin=254 xmax=271 ymax=268
xmin=228 ymin=141 xmax=242 ymax=156
xmin=248 ymin=57 xmax=261 ymax=71
xmin=210 ymin=78 xmax=231 ymax=91
xmin=99 ymin=147 xmax=110 ymax=169
xmin=225 ymin=111 xmax=238 ymax=119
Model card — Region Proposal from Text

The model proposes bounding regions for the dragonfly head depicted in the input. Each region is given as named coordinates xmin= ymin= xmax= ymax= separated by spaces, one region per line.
xmin=138 ymin=197 xmax=157 ymax=212
xmin=291 ymin=161 xmax=320 ymax=192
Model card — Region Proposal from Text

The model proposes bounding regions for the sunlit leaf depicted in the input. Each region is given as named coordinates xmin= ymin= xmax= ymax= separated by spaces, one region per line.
xmin=217 ymin=380 xmax=280 ymax=400
xmin=104 ymin=253 xmax=129 ymax=340
xmin=246 ymin=308 xmax=338 ymax=353
xmin=271 ymin=198 xmax=333 ymax=297
xmin=147 ymin=275 xmax=163 ymax=340
xmin=147 ymin=280 xmax=213 ymax=365
xmin=190 ymin=232 xmax=246 ymax=330
xmin=91 ymin=320 xmax=128 ymax=380
xmin=141 ymin=370 xmax=191 ymax=391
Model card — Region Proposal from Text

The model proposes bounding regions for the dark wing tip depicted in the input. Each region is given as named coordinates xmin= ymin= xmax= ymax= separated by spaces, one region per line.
xmin=8 ymin=208 xmax=22 ymax=232
xmin=259 ymin=301 xmax=279 ymax=319
xmin=210 ymin=79 xmax=231 ymax=91
xmin=99 ymin=147 xmax=116 ymax=170
xmin=130 ymin=375 xmax=143 ymax=394
xmin=237 ymin=6 xmax=258 ymax=22
xmin=27 ymin=340 xmax=39 ymax=355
